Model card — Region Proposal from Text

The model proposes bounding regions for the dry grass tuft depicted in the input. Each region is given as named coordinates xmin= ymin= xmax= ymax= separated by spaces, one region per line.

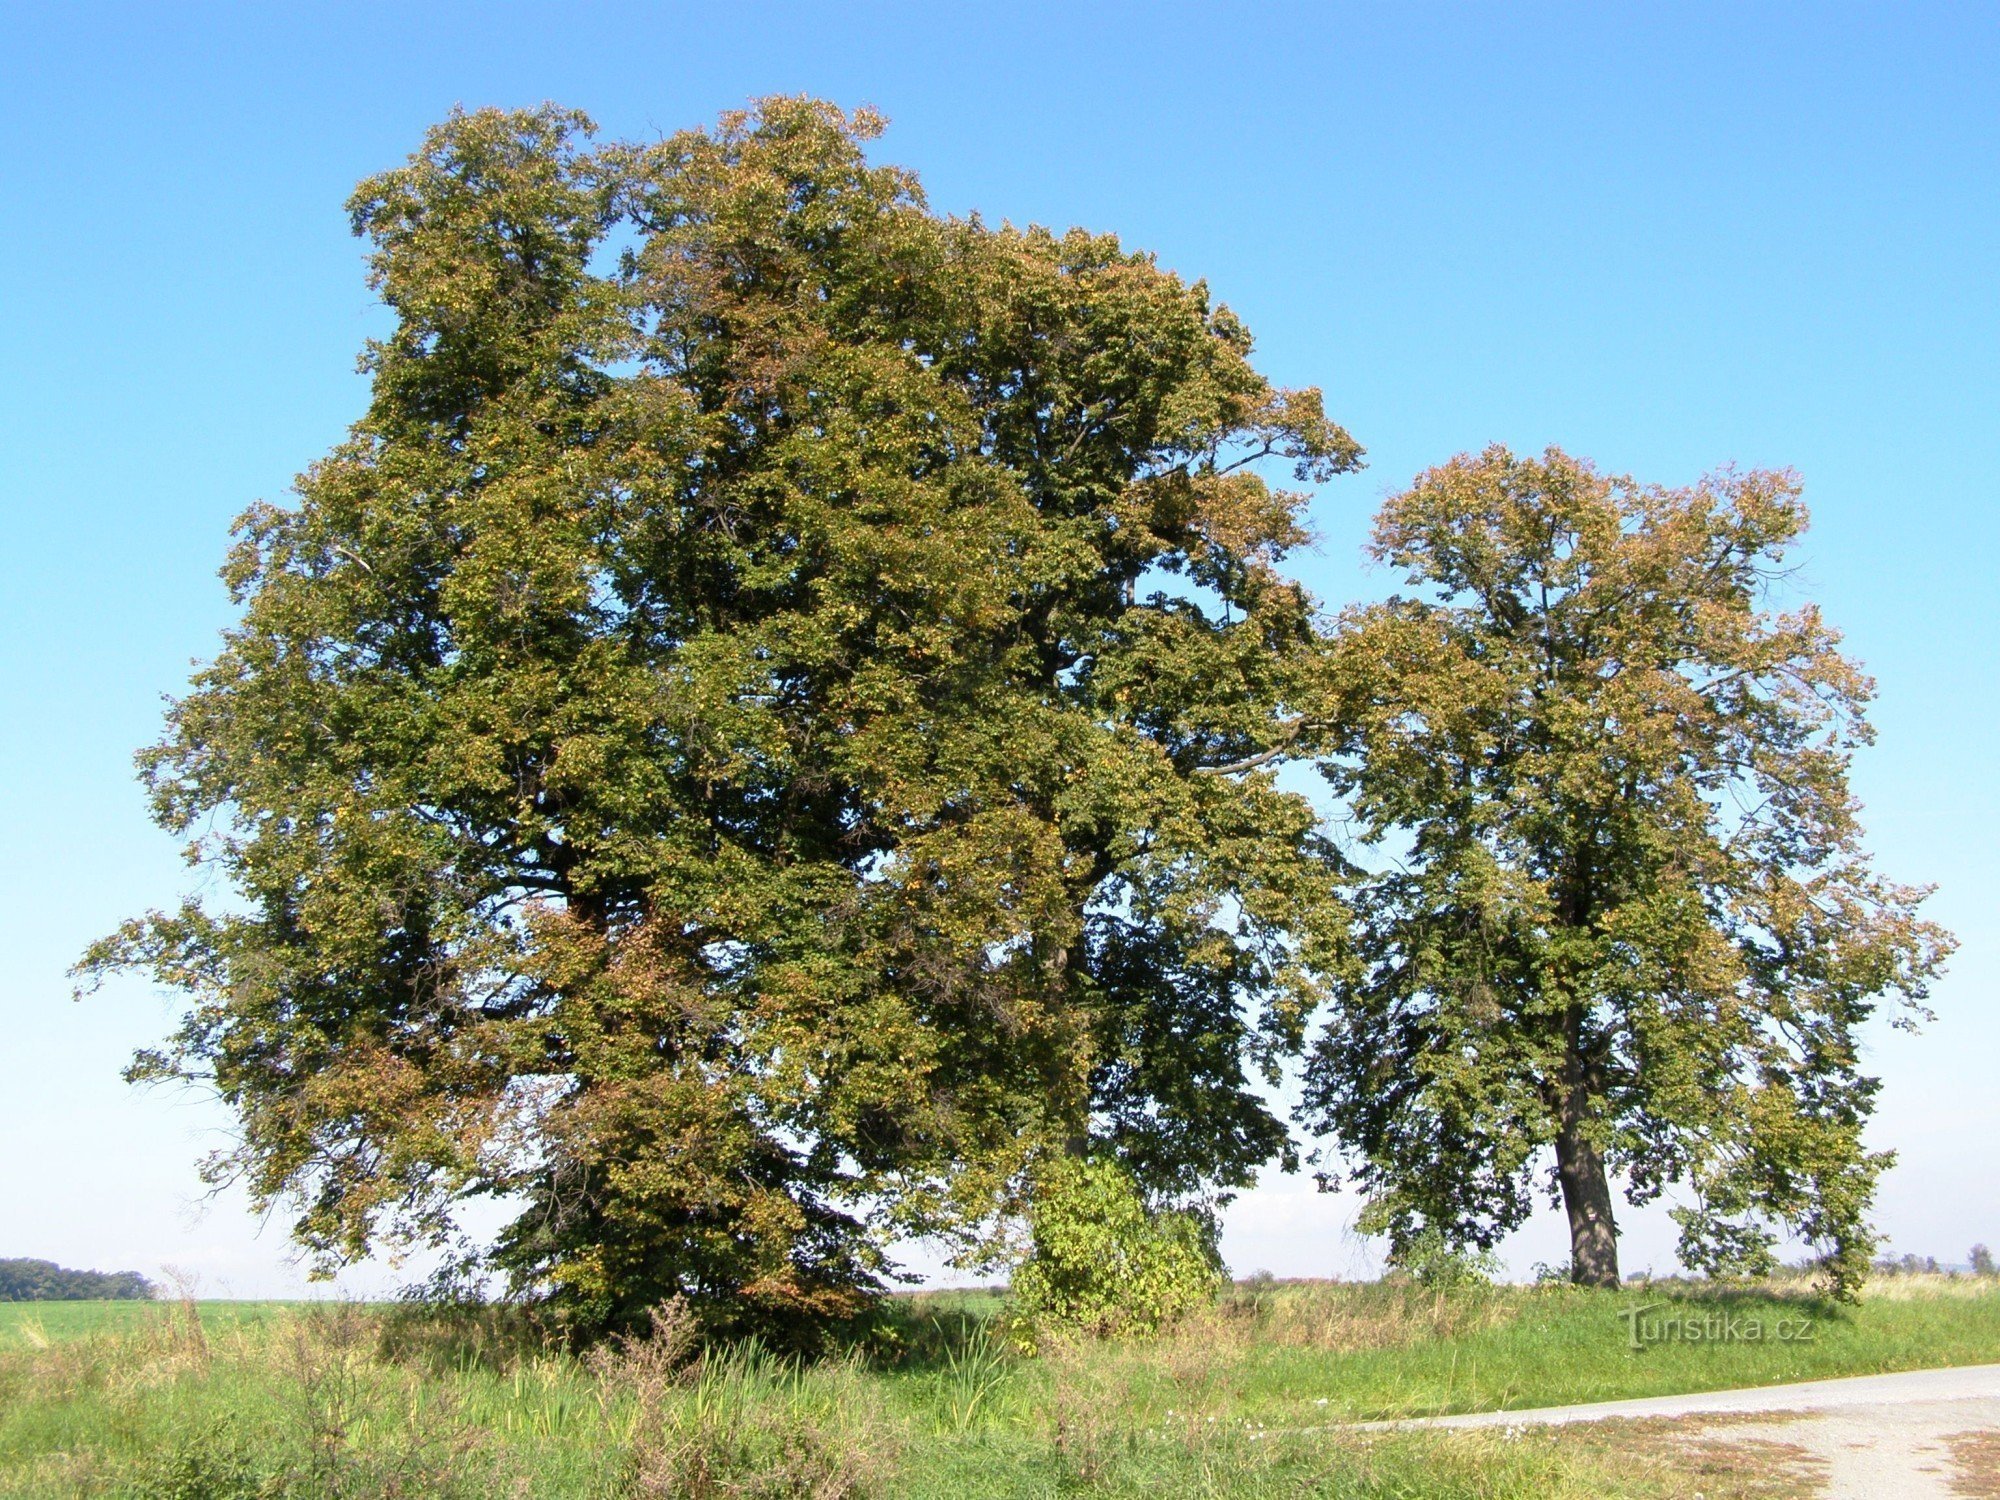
xmin=1864 ymin=1272 xmax=2000 ymax=1301
xmin=588 ymin=1302 xmax=890 ymax=1498
xmin=1188 ymin=1278 xmax=1518 ymax=1353
xmin=586 ymin=1298 xmax=704 ymax=1425
xmin=1542 ymin=1416 xmax=1829 ymax=1500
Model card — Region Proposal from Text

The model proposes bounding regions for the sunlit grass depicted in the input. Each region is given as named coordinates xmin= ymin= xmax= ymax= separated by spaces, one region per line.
xmin=1 ymin=1275 xmax=1994 ymax=1497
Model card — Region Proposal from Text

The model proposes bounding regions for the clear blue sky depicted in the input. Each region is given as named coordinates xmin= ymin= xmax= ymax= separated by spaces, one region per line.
xmin=3 ymin=2 xmax=1994 ymax=1294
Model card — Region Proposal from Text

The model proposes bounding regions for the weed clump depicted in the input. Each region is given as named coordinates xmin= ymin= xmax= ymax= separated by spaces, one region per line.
xmin=589 ymin=1299 xmax=889 ymax=1497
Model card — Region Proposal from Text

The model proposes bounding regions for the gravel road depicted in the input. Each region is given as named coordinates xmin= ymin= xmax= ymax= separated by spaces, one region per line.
xmin=1371 ymin=1363 xmax=2000 ymax=1498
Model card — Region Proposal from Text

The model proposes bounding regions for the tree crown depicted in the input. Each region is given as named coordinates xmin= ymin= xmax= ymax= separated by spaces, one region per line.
xmin=81 ymin=99 xmax=1362 ymax=1335
xmin=1305 ymin=446 xmax=1951 ymax=1294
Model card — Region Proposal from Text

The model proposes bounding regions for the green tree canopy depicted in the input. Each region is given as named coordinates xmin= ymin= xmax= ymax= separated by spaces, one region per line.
xmin=80 ymin=99 xmax=1360 ymax=1337
xmin=1303 ymin=446 xmax=1952 ymax=1295
xmin=0 ymin=1259 xmax=155 ymax=1302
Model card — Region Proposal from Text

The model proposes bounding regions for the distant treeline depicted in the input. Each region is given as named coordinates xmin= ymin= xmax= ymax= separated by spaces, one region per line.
xmin=0 ymin=1258 xmax=155 ymax=1301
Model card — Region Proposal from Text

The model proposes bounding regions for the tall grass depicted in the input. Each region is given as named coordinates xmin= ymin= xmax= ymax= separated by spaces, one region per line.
xmin=2 ymin=1275 xmax=1994 ymax=1497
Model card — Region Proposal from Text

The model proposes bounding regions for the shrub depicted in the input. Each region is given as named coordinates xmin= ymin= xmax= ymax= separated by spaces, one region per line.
xmin=1972 ymin=1244 xmax=1996 ymax=1277
xmin=1009 ymin=1157 xmax=1223 ymax=1339
xmin=133 ymin=1419 xmax=267 ymax=1500
xmin=1391 ymin=1227 xmax=1500 ymax=1294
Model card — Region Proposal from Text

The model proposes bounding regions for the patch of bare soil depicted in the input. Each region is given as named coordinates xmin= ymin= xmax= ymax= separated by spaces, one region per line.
xmin=1947 ymin=1429 xmax=2000 ymax=1498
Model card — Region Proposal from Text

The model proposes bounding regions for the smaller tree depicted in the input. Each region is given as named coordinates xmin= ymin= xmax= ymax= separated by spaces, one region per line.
xmin=1304 ymin=446 xmax=1952 ymax=1296
xmin=1970 ymin=1244 xmax=1995 ymax=1277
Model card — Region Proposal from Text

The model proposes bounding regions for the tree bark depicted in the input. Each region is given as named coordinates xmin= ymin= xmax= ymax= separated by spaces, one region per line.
xmin=1556 ymin=1015 xmax=1621 ymax=1288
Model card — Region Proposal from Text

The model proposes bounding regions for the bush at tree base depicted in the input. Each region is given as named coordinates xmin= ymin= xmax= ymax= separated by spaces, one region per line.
xmin=1009 ymin=1157 xmax=1223 ymax=1340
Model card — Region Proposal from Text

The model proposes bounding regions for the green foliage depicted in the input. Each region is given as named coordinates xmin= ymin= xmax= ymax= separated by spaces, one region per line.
xmin=1389 ymin=1227 xmax=1499 ymax=1293
xmin=927 ymin=1326 xmax=1010 ymax=1434
xmin=134 ymin=1418 xmax=271 ymax=1500
xmin=0 ymin=1258 xmax=154 ymax=1302
xmin=1009 ymin=1157 xmax=1223 ymax=1338
xmin=1305 ymin=446 xmax=1954 ymax=1299
xmin=76 ymin=98 xmax=1360 ymax=1341
xmin=1972 ymin=1244 xmax=1996 ymax=1277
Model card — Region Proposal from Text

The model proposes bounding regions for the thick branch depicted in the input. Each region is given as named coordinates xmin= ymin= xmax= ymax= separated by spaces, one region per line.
xmin=1192 ymin=716 xmax=1326 ymax=776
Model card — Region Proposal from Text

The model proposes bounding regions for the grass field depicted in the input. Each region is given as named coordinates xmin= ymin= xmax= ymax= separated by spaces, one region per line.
xmin=0 ymin=1302 xmax=294 ymax=1343
xmin=1 ymin=1275 xmax=1994 ymax=1497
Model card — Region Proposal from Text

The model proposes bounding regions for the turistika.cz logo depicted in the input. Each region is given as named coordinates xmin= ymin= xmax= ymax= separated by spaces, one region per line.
xmin=1618 ymin=1302 xmax=1816 ymax=1350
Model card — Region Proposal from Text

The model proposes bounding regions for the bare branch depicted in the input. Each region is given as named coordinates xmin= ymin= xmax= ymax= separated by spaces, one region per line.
xmin=1192 ymin=715 xmax=1327 ymax=775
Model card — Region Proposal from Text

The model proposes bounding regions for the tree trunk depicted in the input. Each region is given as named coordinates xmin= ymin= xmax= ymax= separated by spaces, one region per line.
xmin=1556 ymin=1014 xmax=1620 ymax=1288
xmin=1556 ymin=1111 xmax=1620 ymax=1287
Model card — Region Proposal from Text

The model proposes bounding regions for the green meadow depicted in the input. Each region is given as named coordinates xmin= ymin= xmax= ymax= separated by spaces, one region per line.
xmin=2 ymin=1276 xmax=1994 ymax=1498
